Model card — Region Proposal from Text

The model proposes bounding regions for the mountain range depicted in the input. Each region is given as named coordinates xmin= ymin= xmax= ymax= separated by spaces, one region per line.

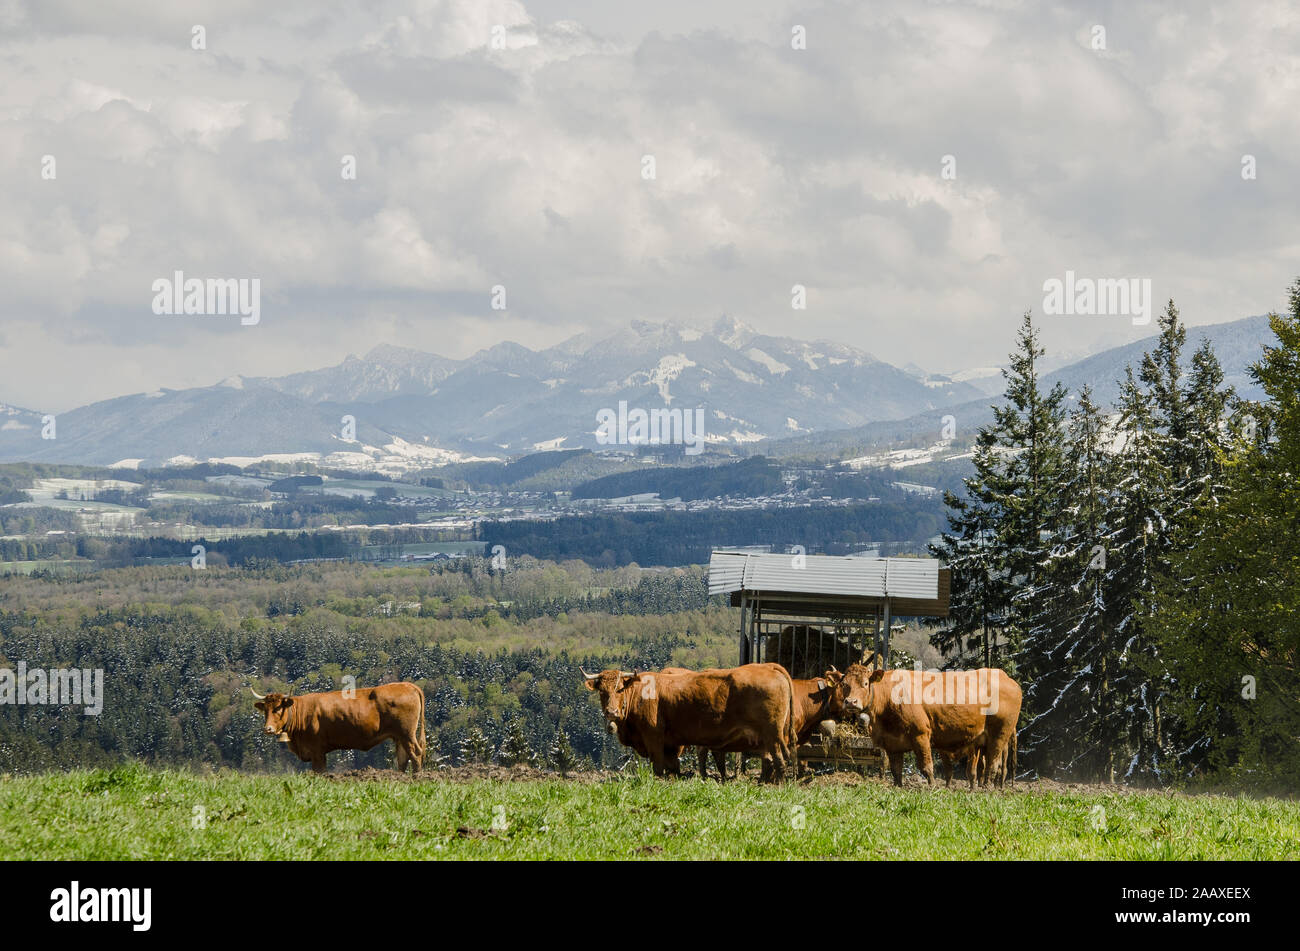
xmin=0 ymin=313 xmax=1275 ymax=469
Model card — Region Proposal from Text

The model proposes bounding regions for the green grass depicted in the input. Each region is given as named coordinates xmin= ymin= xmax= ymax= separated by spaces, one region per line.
xmin=2 ymin=765 xmax=1296 ymax=860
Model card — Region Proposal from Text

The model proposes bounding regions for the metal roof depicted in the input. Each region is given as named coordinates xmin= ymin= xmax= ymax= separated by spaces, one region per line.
xmin=708 ymin=549 xmax=942 ymax=601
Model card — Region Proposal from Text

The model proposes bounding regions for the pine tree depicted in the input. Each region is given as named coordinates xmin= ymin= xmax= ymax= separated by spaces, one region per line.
xmin=1018 ymin=386 xmax=1122 ymax=778
xmin=1102 ymin=366 xmax=1173 ymax=781
xmin=1151 ymin=280 xmax=1300 ymax=788
xmin=460 ymin=726 xmax=493 ymax=765
xmin=933 ymin=311 xmax=1065 ymax=672
xmin=991 ymin=312 xmax=1068 ymax=658
xmin=929 ymin=430 xmax=1013 ymax=667
xmin=549 ymin=728 xmax=579 ymax=775
xmin=498 ymin=717 xmax=537 ymax=767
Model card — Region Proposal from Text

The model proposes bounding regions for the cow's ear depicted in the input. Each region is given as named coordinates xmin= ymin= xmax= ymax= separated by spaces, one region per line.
xmin=869 ymin=669 xmax=885 ymax=683
xmin=583 ymin=679 xmax=597 ymax=692
xmin=281 ymin=697 xmax=295 ymax=708
xmin=254 ymin=701 xmax=266 ymax=712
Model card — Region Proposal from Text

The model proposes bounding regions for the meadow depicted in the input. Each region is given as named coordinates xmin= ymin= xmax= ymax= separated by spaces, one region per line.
xmin=2 ymin=764 xmax=1295 ymax=861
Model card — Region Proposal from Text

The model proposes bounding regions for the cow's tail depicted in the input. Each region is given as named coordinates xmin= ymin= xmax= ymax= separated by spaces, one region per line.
xmin=1009 ymin=729 xmax=1017 ymax=785
xmin=415 ymin=686 xmax=427 ymax=770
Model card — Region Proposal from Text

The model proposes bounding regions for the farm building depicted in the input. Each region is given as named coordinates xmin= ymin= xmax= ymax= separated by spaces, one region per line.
xmin=708 ymin=549 xmax=951 ymax=768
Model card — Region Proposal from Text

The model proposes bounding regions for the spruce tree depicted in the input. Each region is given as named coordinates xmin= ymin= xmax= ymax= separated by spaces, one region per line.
xmin=498 ymin=717 xmax=537 ymax=767
xmin=460 ymin=726 xmax=493 ymax=765
xmin=1018 ymin=386 xmax=1122 ymax=778
xmin=992 ymin=312 xmax=1068 ymax=657
xmin=1151 ymin=280 xmax=1300 ymax=788
xmin=549 ymin=728 xmax=579 ymax=776
xmin=930 ymin=431 xmax=1013 ymax=667
xmin=1103 ymin=366 xmax=1173 ymax=781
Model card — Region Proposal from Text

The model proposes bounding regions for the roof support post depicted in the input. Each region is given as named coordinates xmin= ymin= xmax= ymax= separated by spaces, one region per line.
xmin=881 ymin=598 xmax=892 ymax=669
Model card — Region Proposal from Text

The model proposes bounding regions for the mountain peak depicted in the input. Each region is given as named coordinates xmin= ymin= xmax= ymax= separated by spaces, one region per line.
xmin=712 ymin=314 xmax=754 ymax=348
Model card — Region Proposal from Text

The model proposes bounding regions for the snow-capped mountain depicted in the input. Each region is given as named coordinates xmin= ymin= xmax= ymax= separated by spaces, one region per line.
xmin=0 ymin=313 xmax=1272 ymax=469
xmin=0 ymin=317 xmax=983 ymax=467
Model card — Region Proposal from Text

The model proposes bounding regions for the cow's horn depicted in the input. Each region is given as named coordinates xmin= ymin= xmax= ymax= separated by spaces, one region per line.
xmin=249 ymin=685 xmax=266 ymax=700
xmin=579 ymin=667 xmax=599 ymax=682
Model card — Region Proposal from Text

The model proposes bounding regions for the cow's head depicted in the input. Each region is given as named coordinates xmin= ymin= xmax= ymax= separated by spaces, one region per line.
xmin=820 ymin=666 xmax=847 ymax=717
xmin=831 ymin=663 xmax=885 ymax=721
xmin=251 ymin=687 xmax=294 ymax=741
xmin=581 ymin=667 xmax=639 ymax=734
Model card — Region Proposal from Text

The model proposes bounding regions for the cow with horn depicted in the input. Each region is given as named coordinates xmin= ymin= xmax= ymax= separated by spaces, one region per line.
xmin=250 ymin=681 xmax=426 ymax=774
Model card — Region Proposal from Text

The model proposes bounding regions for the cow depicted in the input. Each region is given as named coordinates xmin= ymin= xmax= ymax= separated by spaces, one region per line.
xmin=833 ymin=663 xmax=1021 ymax=789
xmin=582 ymin=663 xmax=797 ymax=783
xmin=661 ymin=667 xmax=728 ymax=781
xmin=792 ymin=670 xmax=850 ymax=744
xmin=673 ymin=667 xmax=845 ymax=780
xmin=250 ymin=682 xmax=426 ymax=774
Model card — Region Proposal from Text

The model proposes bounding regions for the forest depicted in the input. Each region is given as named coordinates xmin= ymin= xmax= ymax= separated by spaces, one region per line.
xmin=0 ymin=559 xmax=737 ymax=775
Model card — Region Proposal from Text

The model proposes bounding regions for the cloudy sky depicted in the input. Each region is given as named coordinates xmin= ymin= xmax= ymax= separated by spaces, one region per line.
xmin=2 ymin=0 xmax=1297 ymax=412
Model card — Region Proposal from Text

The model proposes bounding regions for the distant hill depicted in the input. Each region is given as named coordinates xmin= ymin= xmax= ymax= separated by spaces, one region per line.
xmin=763 ymin=313 xmax=1274 ymax=460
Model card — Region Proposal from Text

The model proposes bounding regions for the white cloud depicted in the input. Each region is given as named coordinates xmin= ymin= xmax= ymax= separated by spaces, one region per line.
xmin=0 ymin=0 xmax=1297 ymax=413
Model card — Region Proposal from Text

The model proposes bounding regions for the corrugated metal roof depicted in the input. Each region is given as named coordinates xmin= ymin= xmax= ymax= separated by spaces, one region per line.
xmin=708 ymin=550 xmax=941 ymax=600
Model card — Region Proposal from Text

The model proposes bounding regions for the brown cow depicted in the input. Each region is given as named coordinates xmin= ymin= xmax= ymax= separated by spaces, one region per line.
xmin=251 ymin=682 xmax=426 ymax=774
xmin=661 ymin=667 xmax=728 ymax=781
xmin=834 ymin=664 xmax=1021 ymax=789
xmin=688 ymin=667 xmax=850 ymax=780
xmin=583 ymin=663 xmax=797 ymax=783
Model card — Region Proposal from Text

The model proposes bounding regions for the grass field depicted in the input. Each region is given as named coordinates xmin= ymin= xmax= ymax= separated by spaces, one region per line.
xmin=2 ymin=764 xmax=1296 ymax=860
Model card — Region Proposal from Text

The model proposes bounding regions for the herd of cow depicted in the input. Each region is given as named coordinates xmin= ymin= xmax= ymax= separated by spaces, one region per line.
xmin=250 ymin=655 xmax=1023 ymax=789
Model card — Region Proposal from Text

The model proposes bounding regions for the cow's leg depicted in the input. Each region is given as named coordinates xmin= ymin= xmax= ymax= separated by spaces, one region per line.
xmin=939 ymin=753 xmax=953 ymax=788
xmin=713 ymin=750 xmax=727 ymax=782
xmin=914 ymin=738 xmax=935 ymax=785
xmin=888 ymin=751 xmax=904 ymax=787
xmin=979 ymin=736 xmax=998 ymax=787
xmin=310 ymin=753 xmax=327 ymax=773
xmin=695 ymin=747 xmax=709 ymax=780
xmin=394 ymin=740 xmax=410 ymax=774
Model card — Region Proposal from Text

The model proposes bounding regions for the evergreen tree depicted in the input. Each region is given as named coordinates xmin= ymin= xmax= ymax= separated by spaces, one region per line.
xmin=460 ymin=726 xmax=493 ymax=765
xmin=498 ymin=717 xmax=537 ymax=767
xmin=992 ymin=312 xmax=1068 ymax=658
xmin=1151 ymin=280 xmax=1300 ymax=789
xmin=932 ymin=311 xmax=1065 ymax=672
xmin=549 ymin=728 xmax=579 ymax=775
xmin=929 ymin=431 xmax=1012 ymax=667
xmin=1018 ymin=386 xmax=1122 ymax=778
xmin=1103 ymin=366 xmax=1173 ymax=781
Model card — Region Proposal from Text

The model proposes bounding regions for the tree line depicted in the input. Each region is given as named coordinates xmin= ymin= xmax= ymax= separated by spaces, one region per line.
xmin=931 ymin=279 xmax=1300 ymax=790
